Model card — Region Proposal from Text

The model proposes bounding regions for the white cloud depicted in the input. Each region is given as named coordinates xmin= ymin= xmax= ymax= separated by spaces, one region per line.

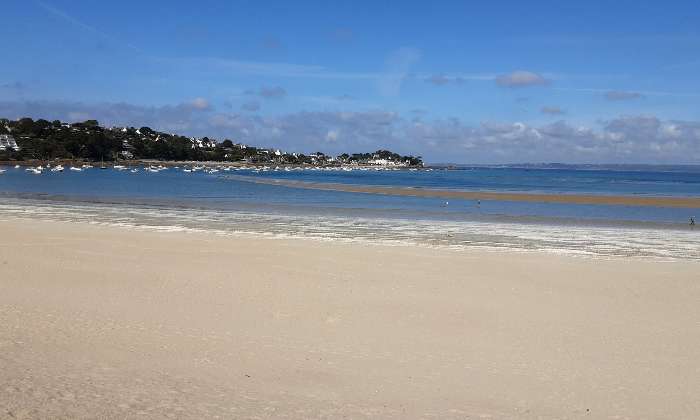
xmin=189 ymin=97 xmax=211 ymax=110
xmin=541 ymin=106 xmax=565 ymax=115
xmin=325 ymin=129 xmax=339 ymax=142
xmin=258 ymin=86 xmax=287 ymax=99
xmin=377 ymin=47 xmax=422 ymax=97
xmin=496 ymin=71 xmax=549 ymax=88
xmin=160 ymin=56 xmax=379 ymax=81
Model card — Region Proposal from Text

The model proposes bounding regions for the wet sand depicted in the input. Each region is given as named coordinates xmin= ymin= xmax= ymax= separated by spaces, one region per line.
xmin=1 ymin=219 xmax=699 ymax=419
xmin=227 ymin=175 xmax=700 ymax=208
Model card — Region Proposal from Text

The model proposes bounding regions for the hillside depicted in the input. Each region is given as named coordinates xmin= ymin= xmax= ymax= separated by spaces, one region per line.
xmin=0 ymin=117 xmax=423 ymax=167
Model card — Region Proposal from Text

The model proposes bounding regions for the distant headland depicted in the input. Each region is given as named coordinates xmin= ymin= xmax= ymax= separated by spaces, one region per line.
xmin=0 ymin=117 xmax=423 ymax=168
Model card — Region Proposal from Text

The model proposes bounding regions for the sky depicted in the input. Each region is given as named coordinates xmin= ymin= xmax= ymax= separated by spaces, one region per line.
xmin=2 ymin=0 xmax=700 ymax=164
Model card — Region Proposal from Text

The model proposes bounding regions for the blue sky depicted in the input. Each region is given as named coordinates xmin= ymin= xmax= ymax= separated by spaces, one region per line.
xmin=2 ymin=0 xmax=700 ymax=163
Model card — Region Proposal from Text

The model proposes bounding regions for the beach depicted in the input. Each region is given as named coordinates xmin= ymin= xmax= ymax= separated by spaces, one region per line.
xmin=1 ymin=219 xmax=699 ymax=419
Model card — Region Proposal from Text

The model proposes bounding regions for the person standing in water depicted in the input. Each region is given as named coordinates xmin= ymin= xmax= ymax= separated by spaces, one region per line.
xmin=691 ymin=217 xmax=696 ymax=229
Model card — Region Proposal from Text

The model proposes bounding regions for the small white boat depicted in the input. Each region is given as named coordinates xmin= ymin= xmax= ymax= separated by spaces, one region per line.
xmin=0 ymin=169 xmax=6 ymax=174
xmin=130 ymin=168 xmax=139 ymax=173
xmin=183 ymin=169 xmax=192 ymax=173
xmin=50 ymin=165 xmax=64 ymax=172
xmin=114 ymin=165 xmax=127 ymax=170
xmin=70 ymin=166 xmax=83 ymax=172
xmin=14 ymin=165 xmax=20 ymax=169
xmin=82 ymin=164 xmax=93 ymax=169
xmin=26 ymin=167 xmax=42 ymax=174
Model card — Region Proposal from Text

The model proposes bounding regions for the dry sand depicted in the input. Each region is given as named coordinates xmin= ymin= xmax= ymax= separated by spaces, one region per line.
xmin=1 ymin=219 xmax=699 ymax=419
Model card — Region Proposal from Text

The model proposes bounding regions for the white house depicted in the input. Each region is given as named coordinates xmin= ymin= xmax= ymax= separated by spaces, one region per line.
xmin=367 ymin=158 xmax=392 ymax=166
xmin=0 ymin=134 xmax=19 ymax=151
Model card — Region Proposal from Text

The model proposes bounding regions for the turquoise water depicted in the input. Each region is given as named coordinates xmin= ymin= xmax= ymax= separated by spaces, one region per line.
xmin=1 ymin=164 xmax=699 ymax=259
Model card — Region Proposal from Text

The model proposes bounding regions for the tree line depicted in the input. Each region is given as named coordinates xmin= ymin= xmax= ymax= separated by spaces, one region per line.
xmin=0 ymin=117 xmax=422 ymax=166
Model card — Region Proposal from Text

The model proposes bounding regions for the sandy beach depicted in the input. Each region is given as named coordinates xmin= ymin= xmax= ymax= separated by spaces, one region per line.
xmin=1 ymin=219 xmax=699 ymax=419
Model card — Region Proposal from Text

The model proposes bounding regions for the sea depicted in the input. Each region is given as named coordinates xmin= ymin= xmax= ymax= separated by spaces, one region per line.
xmin=1 ymin=164 xmax=699 ymax=260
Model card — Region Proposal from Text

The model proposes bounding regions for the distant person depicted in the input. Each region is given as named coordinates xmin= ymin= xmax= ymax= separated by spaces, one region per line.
xmin=691 ymin=217 xmax=696 ymax=229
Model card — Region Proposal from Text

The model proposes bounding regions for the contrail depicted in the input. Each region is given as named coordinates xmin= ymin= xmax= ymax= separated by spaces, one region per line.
xmin=34 ymin=0 xmax=142 ymax=53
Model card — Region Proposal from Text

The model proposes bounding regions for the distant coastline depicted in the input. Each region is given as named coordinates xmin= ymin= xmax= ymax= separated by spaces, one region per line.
xmin=0 ymin=117 xmax=423 ymax=168
xmin=0 ymin=158 xmax=429 ymax=170
xmin=432 ymin=162 xmax=700 ymax=173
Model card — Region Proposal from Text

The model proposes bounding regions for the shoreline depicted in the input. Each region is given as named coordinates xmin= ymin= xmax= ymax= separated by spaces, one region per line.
xmin=2 ymin=200 xmax=699 ymax=261
xmin=0 ymin=214 xmax=674 ymax=262
xmin=0 ymin=159 xmax=426 ymax=170
xmin=2 ymin=218 xmax=699 ymax=419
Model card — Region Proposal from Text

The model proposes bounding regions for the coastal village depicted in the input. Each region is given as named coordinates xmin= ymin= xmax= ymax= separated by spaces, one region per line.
xmin=0 ymin=134 xmax=20 ymax=152
xmin=0 ymin=117 xmax=423 ymax=171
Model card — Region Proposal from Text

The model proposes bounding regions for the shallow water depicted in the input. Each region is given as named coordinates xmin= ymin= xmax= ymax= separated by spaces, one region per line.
xmin=1 ymin=164 xmax=699 ymax=259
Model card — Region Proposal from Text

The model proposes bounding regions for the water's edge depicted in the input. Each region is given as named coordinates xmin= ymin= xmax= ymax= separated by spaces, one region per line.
xmin=2 ymin=198 xmax=698 ymax=261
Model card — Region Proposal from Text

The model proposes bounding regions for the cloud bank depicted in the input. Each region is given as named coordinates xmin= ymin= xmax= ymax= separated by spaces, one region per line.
xmin=2 ymin=100 xmax=699 ymax=164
